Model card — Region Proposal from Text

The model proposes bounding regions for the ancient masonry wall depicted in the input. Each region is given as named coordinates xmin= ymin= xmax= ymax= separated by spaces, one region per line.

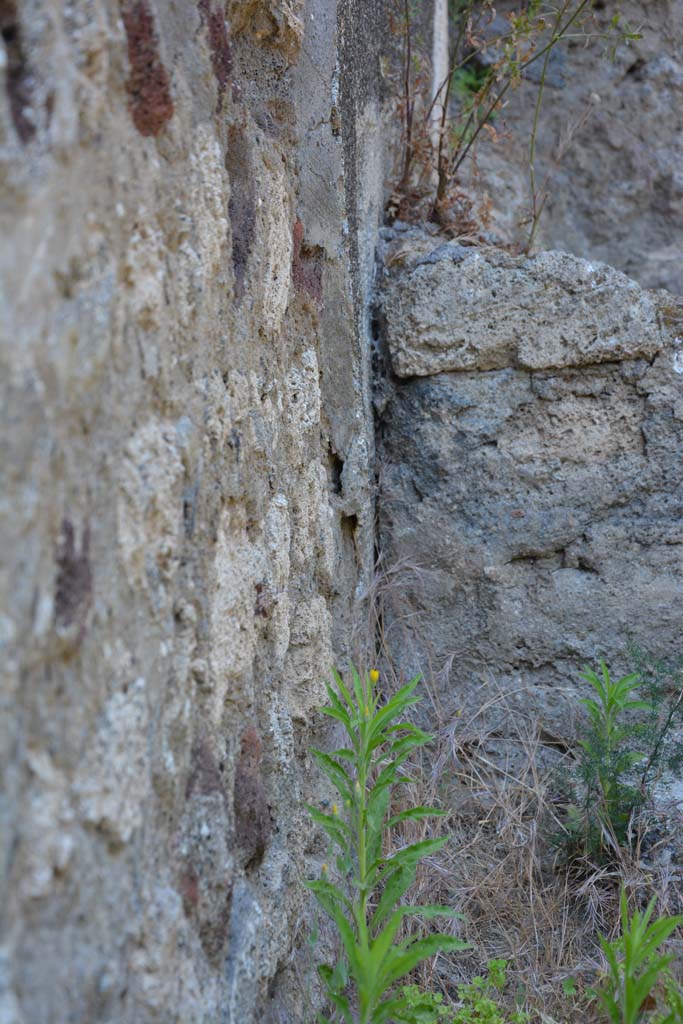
xmin=4 ymin=0 xmax=683 ymax=1020
xmin=0 ymin=0 xmax=387 ymax=1020
xmin=377 ymin=227 xmax=683 ymax=756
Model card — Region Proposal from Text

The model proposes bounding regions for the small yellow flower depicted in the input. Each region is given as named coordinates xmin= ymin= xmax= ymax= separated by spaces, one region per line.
xmin=369 ymin=669 xmax=380 ymax=684
xmin=332 ymin=803 xmax=339 ymax=816
xmin=321 ymin=863 xmax=328 ymax=875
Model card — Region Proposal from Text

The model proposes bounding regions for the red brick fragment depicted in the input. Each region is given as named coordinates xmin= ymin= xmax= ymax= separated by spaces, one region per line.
xmin=120 ymin=0 xmax=174 ymax=137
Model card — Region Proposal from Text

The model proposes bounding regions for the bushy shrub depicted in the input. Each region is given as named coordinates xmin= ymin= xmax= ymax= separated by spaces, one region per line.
xmin=556 ymin=659 xmax=683 ymax=861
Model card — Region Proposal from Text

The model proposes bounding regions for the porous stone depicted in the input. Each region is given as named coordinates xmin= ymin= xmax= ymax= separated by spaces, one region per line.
xmin=378 ymin=233 xmax=683 ymax=745
xmin=73 ymin=677 xmax=151 ymax=845
xmin=382 ymin=242 xmax=664 ymax=378
xmin=228 ymin=0 xmax=305 ymax=63
xmin=0 ymin=0 xmax=387 ymax=1020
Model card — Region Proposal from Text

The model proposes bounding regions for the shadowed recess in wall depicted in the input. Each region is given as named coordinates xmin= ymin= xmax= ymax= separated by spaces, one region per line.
xmin=225 ymin=125 xmax=256 ymax=301
xmin=0 ymin=0 xmax=35 ymax=143
xmin=54 ymin=518 xmax=93 ymax=639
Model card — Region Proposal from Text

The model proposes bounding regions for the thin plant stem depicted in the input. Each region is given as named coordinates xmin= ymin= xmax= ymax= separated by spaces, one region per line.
xmin=639 ymin=689 xmax=683 ymax=794
xmin=399 ymin=0 xmax=415 ymax=190
xmin=524 ymin=8 xmax=558 ymax=252
xmin=433 ymin=51 xmax=456 ymax=216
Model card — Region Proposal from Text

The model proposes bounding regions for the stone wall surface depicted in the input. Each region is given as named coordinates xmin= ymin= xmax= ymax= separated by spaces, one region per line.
xmin=471 ymin=0 xmax=683 ymax=295
xmin=3 ymin=0 xmax=683 ymax=1020
xmin=0 ymin=0 xmax=385 ymax=1020
xmin=377 ymin=226 xmax=683 ymax=746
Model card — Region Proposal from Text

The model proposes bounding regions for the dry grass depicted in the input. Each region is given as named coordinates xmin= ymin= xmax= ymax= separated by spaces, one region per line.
xmin=385 ymin=692 xmax=683 ymax=1022
xmin=392 ymin=718 xmax=601 ymax=1020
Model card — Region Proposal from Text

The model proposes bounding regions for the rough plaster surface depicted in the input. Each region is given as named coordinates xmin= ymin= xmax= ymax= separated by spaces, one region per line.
xmin=0 ymin=0 xmax=385 ymax=1020
xmin=378 ymin=229 xmax=683 ymax=745
xmin=471 ymin=0 xmax=683 ymax=295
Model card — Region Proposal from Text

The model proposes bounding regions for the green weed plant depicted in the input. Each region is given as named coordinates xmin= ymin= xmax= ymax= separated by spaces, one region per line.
xmin=577 ymin=662 xmax=650 ymax=851
xmin=400 ymin=985 xmax=451 ymax=1023
xmin=558 ymin=658 xmax=683 ymax=861
xmin=451 ymin=960 xmax=530 ymax=1024
xmin=400 ymin=961 xmax=529 ymax=1024
xmin=597 ymin=890 xmax=683 ymax=1024
xmin=305 ymin=667 xmax=469 ymax=1024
